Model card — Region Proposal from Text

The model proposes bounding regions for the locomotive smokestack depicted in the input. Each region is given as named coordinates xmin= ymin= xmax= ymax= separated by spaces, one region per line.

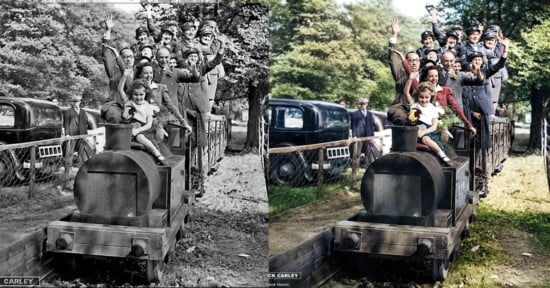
xmin=391 ymin=126 xmax=418 ymax=152
xmin=104 ymin=123 xmax=133 ymax=151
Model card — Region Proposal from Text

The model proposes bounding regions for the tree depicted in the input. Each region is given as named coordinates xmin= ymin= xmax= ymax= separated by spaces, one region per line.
xmin=269 ymin=0 xmax=413 ymax=110
xmin=0 ymin=1 xmax=135 ymax=107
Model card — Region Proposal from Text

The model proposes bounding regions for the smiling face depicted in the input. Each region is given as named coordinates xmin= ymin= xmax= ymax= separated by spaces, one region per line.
xmin=121 ymin=49 xmax=135 ymax=69
xmin=467 ymin=31 xmax=480 ymax=44
xmin=140 ymin=66 xmax=154 ymax=84
xmin=132 ymin=86 xmax=146 ymax=104
xmin=169 ymin=58 xmax=177 ymax=69
xmin=446 ymin=36 xmax=457 ymax=47
xmin=200 ymin=33 xmax=213 ymax=45
xmin=406 ymin=52 xmax=421 ymax=72
xmin=186 ymin=53 xmax=199 ymax=64
xmin=157 ymin=48 xmax=170 ymax=69
xmin=426 ymin=68 xmax=439 ymax=86
xmin=442 ymin=52 xmax=455 ymax=71
xmin=161 ymin=32 xmax=172 ymax=45
xmin=484 ymin=38 xmax=497 ymax=49
xmin=417 ymin=90 xmax=432 ymax=107
xmin=183 ymin=27 xmax=197 ymax=40
xmin=141 ymin=47 xmax=153 ymax=59
xmin=137 ymin=32 xmax=148 ymax=44
xmin=422 ymin=36 xmax=434 ymax=48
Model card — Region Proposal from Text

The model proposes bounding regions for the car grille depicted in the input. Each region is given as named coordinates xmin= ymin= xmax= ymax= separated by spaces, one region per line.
xmin=326 ymin=146 xmax=350 ymax=159
xmin=39 ymin=145 xmax=63 ymax=158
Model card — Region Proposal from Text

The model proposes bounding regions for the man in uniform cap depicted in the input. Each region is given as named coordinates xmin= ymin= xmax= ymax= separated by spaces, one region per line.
xmin=63 ymin=95 xmax=91 ymax=164
xmin=350 ymin=98 xmax=378 ymax=168
xmin=480 ymin=30 xmax=509 ymax=114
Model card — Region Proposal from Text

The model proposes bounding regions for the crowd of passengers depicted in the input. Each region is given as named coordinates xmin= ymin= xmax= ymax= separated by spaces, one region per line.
xmin=384 ymin=9 xmax=510 ymax=166
xmin=99 ymin=4 xmax=227 ymax=165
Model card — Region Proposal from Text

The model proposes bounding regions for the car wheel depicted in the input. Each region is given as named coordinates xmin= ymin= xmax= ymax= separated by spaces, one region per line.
xmin=270 ymin=153 xmax=305 ymax=186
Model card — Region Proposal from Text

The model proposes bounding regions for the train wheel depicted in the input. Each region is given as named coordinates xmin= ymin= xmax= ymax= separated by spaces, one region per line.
xmin=432 ymin=258 xmax=450 ymax=282
xmin=451 ymin=243 xmax=461 ymax=262
xmin=461 ymin=219 xmax=471 ymax=239
xmin=146 ymin=260 xmax=164 ymax=283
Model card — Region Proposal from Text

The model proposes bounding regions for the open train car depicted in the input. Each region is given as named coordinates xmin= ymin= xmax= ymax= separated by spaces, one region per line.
xmin=45 ymin=115 xmax=228 ymax=283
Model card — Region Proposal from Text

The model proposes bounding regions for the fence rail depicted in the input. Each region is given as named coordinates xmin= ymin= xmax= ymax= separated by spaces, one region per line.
xmin=267 ymin=132 xmax=391 ymax=197
xmin=0 ymin=131 xmax=104 ymax=197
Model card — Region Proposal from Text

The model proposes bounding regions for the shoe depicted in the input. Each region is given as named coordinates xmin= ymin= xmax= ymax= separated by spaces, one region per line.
xmin=156 ymin=155 xmax=168 ymax=166
xmin=479 ymin=190 xmax=488 ymax=198
xmin=442 ymin=156 xmax=454 ymax=166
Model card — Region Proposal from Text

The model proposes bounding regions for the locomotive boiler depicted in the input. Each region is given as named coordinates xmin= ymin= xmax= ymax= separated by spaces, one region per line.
xmin=46 ymin=124 xmax=194 ymax=282
xmin=334 ymin=126 xmax=479 ymax=281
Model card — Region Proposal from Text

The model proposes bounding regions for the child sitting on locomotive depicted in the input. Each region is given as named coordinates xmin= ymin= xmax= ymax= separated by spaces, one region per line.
xmin=122 ymin=79 xmax=169 ymax=166
xmin=408 ymin=81 xmax=453 ymax=166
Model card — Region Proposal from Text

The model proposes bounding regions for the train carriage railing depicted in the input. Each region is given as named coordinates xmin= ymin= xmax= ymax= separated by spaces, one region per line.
xmin=471 ymin=115 xmax=513 ymax=194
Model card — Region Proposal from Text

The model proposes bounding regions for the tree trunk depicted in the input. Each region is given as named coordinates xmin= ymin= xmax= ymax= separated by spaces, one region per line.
xmin=243 ymin=77 xmax=268 ymax=152
xmin=527 ymin=86 xmax=545 ymax=153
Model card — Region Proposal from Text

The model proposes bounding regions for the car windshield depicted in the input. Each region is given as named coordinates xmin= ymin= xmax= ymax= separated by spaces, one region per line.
xmin=30 ymin=106 xmax=62 ymax=127
xmin=321 ymin=108 xmax=348 ymax=129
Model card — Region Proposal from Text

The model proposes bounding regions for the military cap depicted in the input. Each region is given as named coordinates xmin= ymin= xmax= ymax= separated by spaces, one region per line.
xmin=183 ymin=48 xmax=200 ymax=58
xmin=467 ymin=51 xmax=484 ymax=62
xmin=199 ymin=25 xmax=214 ymax=36
xmin=358 ymin=98 xmax=369 ymax=104
xmin=486 ymin=25 xmax=501 ymax=33
xmin=450 ymin=25 xmax=463 ymax=31
xmin=421 ymin=30 xmax=434 ymax=42
xmin=445 ymin=30 xmax=460 ymax=40
xmin=466 ymin=26 xmax=481 ymax=36
xmin=482 ymin=31 xmax=497 ymax=40
xmin=181 ymin=22 xmax=197 ymax=32
xmin=160 ymin=25 xmax=174 ymax=36
xmin=135 ymin=26 xmax=149 ymax=39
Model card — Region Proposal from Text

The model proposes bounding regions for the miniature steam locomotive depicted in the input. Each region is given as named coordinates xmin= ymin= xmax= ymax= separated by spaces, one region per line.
xmin=45 ymin=118 xmax=227 ymax=282
xmin=334 ymin=118 xmax=512 ymax=281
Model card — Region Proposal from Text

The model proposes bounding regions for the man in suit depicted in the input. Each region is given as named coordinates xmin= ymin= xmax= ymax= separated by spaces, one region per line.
xmin=63 ymin=95 xmax=91 ymax=164
xmin=350 ymin=98 xmax=377 ymax=168
xmin=439 ymin=51 xmax=484 ymax=109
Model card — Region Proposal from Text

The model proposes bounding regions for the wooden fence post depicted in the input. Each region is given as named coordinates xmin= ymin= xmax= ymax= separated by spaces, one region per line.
xmin=63 ymin=139 xmax=72 ymax=188
xmin=27 ymin=146 xmax=36 ymax=199
xmin=351 ymin=140 xmax=358 ymax=182
xmin=317 ymin=148 xmax=324 ymax=199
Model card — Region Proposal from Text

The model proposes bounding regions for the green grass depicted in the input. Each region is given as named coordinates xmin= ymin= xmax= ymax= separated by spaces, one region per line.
xmin=446 ymin=204 xmax=550 ymax=287
xmin=268 ymin=172 xmax=360 ymax=216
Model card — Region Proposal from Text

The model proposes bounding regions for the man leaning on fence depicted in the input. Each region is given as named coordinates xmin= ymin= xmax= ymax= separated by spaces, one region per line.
xmin=350 ymin=98 xmax=377 ymax=168
xmin=63 ymin=95 xmax=92 ymax=165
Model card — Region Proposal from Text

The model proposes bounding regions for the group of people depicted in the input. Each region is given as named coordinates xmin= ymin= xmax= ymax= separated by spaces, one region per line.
xmin=99 ymin=5 xmax=227 ymax=165
xmin=349 ymin=12 xmax=509 ymax=168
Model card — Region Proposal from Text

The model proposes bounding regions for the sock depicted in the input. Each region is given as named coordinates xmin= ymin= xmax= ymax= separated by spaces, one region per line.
xmin=438 ymin=151 xmax=446 ymax=158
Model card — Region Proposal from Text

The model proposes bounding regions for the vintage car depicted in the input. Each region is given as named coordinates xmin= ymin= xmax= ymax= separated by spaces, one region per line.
xmin=268 ymin=99 xmax=351 ymax=186
xmin=0 ymin=96 xmax=64 ymax=185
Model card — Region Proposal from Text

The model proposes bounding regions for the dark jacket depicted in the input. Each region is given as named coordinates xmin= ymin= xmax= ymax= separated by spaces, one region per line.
xmin=350 ymin=109 xmax=376 ymax=138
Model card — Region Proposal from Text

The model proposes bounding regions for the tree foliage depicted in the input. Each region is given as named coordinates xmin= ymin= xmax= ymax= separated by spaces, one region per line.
xmin=269 ymin=0 xmax=421 ymax=110
xmin=0 ymin=0 xmax=135 ymax=107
